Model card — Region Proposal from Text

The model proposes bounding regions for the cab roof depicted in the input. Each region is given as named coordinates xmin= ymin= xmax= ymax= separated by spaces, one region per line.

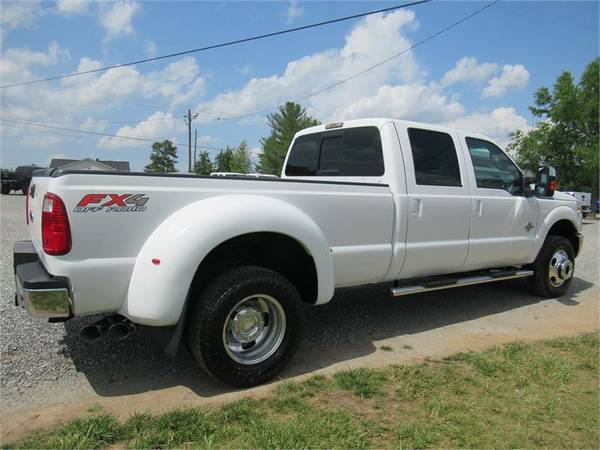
xmin=295 ymin=118 xmax=495 ymax=145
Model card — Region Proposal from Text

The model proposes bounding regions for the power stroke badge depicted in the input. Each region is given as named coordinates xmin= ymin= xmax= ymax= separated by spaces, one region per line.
xmin=73 ymin=193 xmax=150 ymax=213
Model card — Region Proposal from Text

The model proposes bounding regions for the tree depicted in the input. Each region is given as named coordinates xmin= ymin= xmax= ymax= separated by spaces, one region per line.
xmin=193 ymin=150 xmax=214 ymax=175
xmin=215 ymin=147 xmax=235 ymax=172
xmin=257 ymin=102 xmax=320 ymax=175
xmin=144 ymin=140 xmax=178 ymax=173
xmin=509 ymin=57 xmax=599 ymax=211
xmin=230 ymin=141 xmax=253 ymax=173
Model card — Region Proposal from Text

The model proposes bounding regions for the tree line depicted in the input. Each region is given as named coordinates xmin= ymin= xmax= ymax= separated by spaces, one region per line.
xmin=144 ymin=102 xmax=319 ymax=175
xmin=145 ymin=57 xmax=598 ymax=209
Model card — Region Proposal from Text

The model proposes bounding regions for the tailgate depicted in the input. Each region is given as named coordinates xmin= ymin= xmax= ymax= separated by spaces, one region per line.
xmin=26 ymin=172 xmax=52 ymax=251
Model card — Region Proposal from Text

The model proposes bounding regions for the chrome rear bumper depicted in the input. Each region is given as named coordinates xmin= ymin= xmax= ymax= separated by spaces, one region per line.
xmin=13 ymin=241 xmax=71 ymax=319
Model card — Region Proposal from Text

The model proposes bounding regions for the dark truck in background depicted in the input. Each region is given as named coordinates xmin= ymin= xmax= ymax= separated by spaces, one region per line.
xmin=1 ymin=165 xmax=44 ymax=195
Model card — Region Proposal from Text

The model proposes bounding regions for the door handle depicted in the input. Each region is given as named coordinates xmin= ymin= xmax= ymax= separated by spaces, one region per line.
xmin=410 ymin=198 xmax=423 ymax=217
xmin=473 ymin=199 xmax=482 ymax=216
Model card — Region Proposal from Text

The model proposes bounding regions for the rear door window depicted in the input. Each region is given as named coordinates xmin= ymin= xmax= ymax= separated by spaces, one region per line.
xmin=407 ymin=128 xmax=462 ymax=187
xmin=285 ymin=126 xmax=384 ymax=177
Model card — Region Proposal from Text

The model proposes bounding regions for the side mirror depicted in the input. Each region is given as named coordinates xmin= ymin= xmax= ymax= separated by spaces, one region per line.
xmin=535 ymin=166 xmax=557 ymax=197
xmin=522 ymin=175 xmax=536 ymax=197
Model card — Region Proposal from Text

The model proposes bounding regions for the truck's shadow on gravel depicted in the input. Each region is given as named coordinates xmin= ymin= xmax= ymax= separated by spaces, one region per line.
xmin=60 ymin=276 xmax=593 ymax=398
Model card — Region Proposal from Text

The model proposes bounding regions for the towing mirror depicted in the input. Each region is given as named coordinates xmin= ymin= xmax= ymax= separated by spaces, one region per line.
xmin=535 ymin=166 xmax=557 ymax=197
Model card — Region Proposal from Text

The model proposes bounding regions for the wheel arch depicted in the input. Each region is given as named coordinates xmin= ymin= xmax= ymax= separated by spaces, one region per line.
xmin=120 ymin=195 xmax=334 ymax=327
xmin=529 ymin=205 xmax=582 ymax=262
xmin=546 ymin=219 xmax=580 ymax=255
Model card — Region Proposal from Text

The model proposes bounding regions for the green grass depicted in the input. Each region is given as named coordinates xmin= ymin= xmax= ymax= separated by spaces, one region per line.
xmin=7 ymin=334 xmax=599 ymax=449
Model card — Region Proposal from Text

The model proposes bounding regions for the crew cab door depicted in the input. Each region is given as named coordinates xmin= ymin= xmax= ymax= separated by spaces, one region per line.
xmin=460 ymin=136 xmax=538 ymax=270
xmin=395 ymin=126 xmax=472 ymax=278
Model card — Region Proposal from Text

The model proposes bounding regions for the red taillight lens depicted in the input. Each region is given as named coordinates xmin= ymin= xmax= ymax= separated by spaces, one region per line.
xmin=42 ymin=192 xmax=71 ymax=255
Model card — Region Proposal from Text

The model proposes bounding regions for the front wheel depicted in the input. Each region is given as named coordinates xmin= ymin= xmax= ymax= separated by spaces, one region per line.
xmin=529 ymin=235 xmax=575 ymax=298
xmin=1 ymin=184 xmax=10 ymax=195
xmin=186 ymin=265 xmax=303 ymax=387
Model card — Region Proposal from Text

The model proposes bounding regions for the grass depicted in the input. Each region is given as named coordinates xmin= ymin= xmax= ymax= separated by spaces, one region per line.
xmin=6 ymin=333 xmax=598 ymax=449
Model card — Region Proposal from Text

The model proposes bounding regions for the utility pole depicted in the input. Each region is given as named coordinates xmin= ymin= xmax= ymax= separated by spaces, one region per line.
xmin=193 ymin=129 xmax=198 ymax=170
xmin=184 ymin=109 xmax=198 ymax=173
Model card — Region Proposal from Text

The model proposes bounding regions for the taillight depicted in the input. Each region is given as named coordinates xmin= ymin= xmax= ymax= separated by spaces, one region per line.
xmin=25 ymin=185 xmax=29 ymax=225
xmin=42 ymin=192 xmax=71 ymax=255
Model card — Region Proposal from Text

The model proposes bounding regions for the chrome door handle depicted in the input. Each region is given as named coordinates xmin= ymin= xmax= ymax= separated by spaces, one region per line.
xmin=473 ymin=199 xmax=482 ymax=216
xmin=410 ymin=198 xmax=422 ymax=217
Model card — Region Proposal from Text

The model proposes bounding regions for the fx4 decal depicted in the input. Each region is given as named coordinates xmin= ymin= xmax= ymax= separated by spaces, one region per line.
xmin=74 ymin=193 xmax=149 ymax=213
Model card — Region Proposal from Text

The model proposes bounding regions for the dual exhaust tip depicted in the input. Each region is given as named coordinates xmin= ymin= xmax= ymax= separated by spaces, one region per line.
xmin=80 ymin=315 xmax=136 ymax=342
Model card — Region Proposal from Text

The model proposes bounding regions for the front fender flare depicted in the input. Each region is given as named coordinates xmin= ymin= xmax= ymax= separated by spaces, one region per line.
xmin=528 ymin=205 xmax=580 ymax=262
xmin=120 ymin=195 xmax=334 ymax=326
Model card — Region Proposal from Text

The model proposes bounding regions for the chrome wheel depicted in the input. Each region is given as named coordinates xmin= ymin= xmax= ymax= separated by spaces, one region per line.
xmin=223 ymin=294 xmax=286 ymax=365
xmin=548 ymin=249 xmax=573 ymax=287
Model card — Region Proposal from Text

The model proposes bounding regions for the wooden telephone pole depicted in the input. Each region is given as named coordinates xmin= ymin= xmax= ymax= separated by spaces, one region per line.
xmin=194 ymin=129 xmax=198 ymax=170
xmin=184 ymin=109 xmax=198 ymax=173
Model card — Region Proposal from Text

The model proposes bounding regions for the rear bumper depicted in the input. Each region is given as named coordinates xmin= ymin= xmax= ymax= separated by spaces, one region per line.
xmin=13 ymin=241 xmax=71 ymax=319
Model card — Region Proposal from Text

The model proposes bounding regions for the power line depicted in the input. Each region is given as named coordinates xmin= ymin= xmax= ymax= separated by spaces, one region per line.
xmin=223 ymin=0 xmax=499 ymax=121
xmin=1 ymin=1 xmax=496 ymax=134
xmin=0 ymin=2 xmax=53 ymax=27
xmin=0 ymin=117 xmax=227 ymax=151
xmin=0 ymin=0 xmax=431 ymax=89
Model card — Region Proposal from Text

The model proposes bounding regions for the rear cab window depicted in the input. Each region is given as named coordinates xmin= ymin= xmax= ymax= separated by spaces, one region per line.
xmin=285 ymin=126 xmax=384 ymax=177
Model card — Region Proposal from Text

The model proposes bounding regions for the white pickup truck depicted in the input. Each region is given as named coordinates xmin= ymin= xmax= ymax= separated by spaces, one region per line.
xmin=14 ymin=118 xmax=583 ymax=386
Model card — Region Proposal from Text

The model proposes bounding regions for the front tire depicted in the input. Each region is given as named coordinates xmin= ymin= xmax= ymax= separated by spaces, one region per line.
xmin=529 ymin=235 xmax=575 ymax=298
xmin=186 ymin=265 xmax=303 ymax=387
xmin=1 ymin=185 xmax=10 ymax=195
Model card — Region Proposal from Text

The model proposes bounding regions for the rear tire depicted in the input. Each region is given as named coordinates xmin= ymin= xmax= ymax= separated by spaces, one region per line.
xmin=1 ymin=185 xmax=10 ymax=195
xmin=529 ymin=235 xmax=575 ymax=298
xmin=186 ymin=265 xmax=303 ymax=387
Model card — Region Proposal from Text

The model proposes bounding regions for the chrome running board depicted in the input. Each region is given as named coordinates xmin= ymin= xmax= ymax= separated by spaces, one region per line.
xmin=391 ymin=269 xmax=534 ymax=297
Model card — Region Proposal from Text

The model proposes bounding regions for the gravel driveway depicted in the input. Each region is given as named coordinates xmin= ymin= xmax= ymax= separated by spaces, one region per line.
xmin=1 ymin=193 xmax=598 ymax=440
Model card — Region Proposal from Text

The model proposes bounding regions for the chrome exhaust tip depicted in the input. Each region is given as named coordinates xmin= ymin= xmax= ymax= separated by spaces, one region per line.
xmin=80 ymin=324 xmax=103 ymax=342
xmin=79 ymin=315 xmax=130 ymax=342
xmin=107 ymin=320 xmax=136 ymax=341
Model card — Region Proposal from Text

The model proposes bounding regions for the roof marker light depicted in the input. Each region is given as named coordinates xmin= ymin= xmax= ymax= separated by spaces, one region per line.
xmin=152 ymin=258 xmax=161 ymax=265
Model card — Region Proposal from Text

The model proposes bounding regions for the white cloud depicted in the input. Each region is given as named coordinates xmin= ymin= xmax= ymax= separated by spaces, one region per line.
xmin=80 ymin=118 xmax=110 ymax=132
xmin=198 ymin=9 xmax=420 ymax=122
xmin=441 ymin=57 xmax=498 ymax=87
xmin=98 ymin=112 xmax=183 ymax=149
xmin=0 ymin=1 xmax=47 ymax=32
xmin=57 ymin=0 xmax=89 ymax=15
xmin=0 ymin=42 xmax=70 ymax=88
xmin=99 ymin=0 xmax=141 ymax=41
xmin=144 ymin=40 xmax=158 ymax=57
xmin=332 ymin=83 xmax=464 ymax=122
xmin=442 ymin=107 xmax=529 ymax=146
xmin=482 ymin=64 xmax=530 ymax=98
xmin=285 ymin=0 xmax=303 ymax=24
xmin=236 ymin=64 xmax=253 ymax=76
xmin=197 ymin=135 xmax=221 ymax=146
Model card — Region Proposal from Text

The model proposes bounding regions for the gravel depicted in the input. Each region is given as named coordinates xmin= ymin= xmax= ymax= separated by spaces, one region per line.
xmin=1 ymin=192 xmax=598 ymax=414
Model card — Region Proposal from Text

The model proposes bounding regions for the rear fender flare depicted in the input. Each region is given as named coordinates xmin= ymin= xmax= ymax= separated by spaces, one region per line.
xmin=120 ymin=195 xmax=334 ymax=326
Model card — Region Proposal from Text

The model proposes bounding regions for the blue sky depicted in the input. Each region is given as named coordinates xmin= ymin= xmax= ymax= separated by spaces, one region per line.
xmin=1 ymin=0 xmax=598 ymax=171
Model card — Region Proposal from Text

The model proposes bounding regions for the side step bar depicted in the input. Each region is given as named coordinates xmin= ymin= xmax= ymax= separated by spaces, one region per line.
xmin=391 ymin=269 xmax=534 ymax=297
